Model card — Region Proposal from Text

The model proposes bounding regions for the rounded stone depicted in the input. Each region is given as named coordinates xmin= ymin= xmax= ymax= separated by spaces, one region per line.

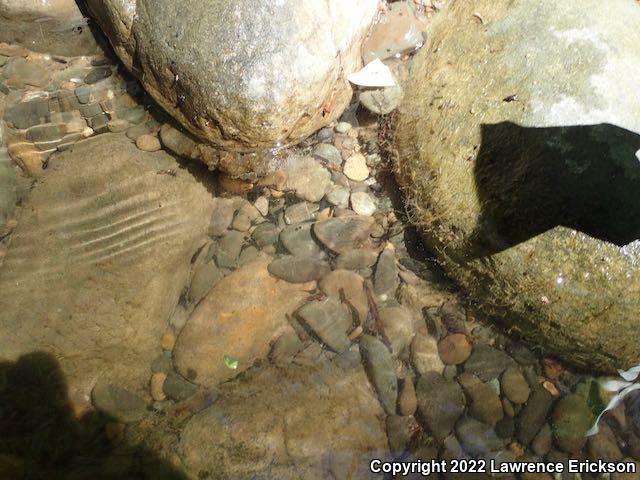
xmin=501 ymin=367 xmax=531 ymax=405
xmin=410 ymin=332 xmax=444 ymax=376
xmin=550 ymin=391 xmax=594 ymax=454
xmin=343 ymin=153 xmax=370 ymax=181
xmin=393 ymin=0 xmax=640 ymax=372
xmin=350 ymin=191 xmax=377 ymax=216
xmin=86 ymin=0 xmax=379 ymax=152
xmin=135 ymin=134 xmax=162 ymax=152
xmin=437 ymin=333 xmax=472 ymax=365
xmin=360 ymin=85 xmax=403 ymax=115
xmin=91 ymin=380 xmax=147 ymax=423
xmin=397 ymin=377 xmax=418 ymax=416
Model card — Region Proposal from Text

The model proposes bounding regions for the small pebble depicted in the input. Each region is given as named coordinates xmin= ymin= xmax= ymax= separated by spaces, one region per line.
xmin=150 ymin=373 xmax=167 ymax=401
xmin=336 ymin=249 xmax=379 ymax=270
xmin=284 ymin=201 xmax=319 ymax=224
xmin=410 ymin=333 xmax=444 ymax=375
xmin=252 ymin=223 xmax=280 ymax=247
xmin=437 ymin=333 xmax=472 ymax=365
xmin=160 ymin=327 xmax=176 ymax=351
xmin=254 ymin=196 xmax=269 ymax=216
xmin=326 ymin=186 xmax=350 ymax=208
xmin=296 ymin=298 xmax=352 ymax=353
xmin=316 ymin=127 xmax=335 ymax=143
xmin=350 ymin=191 xmax=377 ymax=216
xmin=360 ymin=85 xmax=403 ymax=115
xmin=398 ymin=377 xmax=418 ymax=416
xmin=501 ymin=367 xmax=531 ymax=404
xmin=136 ymin=134 xmax=161 ymax=152
xmin=343 ymin=153 xmax=370 ymax=181
xmin=314 ymin=216 xmax=374 ymax=254
xmin=312 ymin=143 xmax=342 ymax=165
xmin=108 ymin=119 xmax=130 ymax=133
xmin=335 ymin=121 xmax=352 ymax=134
xmin=268 ymin=255 xmax=330 ymax=283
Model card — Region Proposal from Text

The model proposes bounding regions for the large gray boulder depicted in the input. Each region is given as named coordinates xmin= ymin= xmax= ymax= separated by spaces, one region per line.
xmin=394 ymin=0 xmax=640 ymax=373
xmin=0 ymin=134 xmax=216 ymax=410
xmin=0 ymin=0 xmax=101 ymax=56
xmin=86 ymin=0 xmax=378 ymax=152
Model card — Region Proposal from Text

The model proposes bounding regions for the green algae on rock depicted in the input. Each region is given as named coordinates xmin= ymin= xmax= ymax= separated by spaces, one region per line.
xmin=393 ymin=0 xmax=640 ymax=373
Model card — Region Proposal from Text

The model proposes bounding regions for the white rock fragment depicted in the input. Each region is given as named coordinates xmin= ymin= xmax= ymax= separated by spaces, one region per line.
xmin=347 ymin=58 xmax=397 ymax=88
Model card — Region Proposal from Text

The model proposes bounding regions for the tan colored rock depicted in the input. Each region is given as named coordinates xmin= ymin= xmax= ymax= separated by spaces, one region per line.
xmin=410 ymin=332 xmax=444 ymax=375
xmin=173 ymin=255 xmax=314 ymax=387
xmin=160 ymin=327 xmax=176 ymax=351
xmin=0 ymin=134 xmax=216 ymax=409
xmin=319 ymin=269 xmax=368 ymax=323
xmin=343 ymin=153 xmax=369 ymax=181
xmin=179 ymin=362 xmax=388 ymax=479
xmin=150 ymin=372 xmax=167 ymax=401
xmin=438 ymin=333 xmax=472 ymax=365
xmin=398 ymin=377 xmax=418 ymax=416
xmin=135 ymin=134 xmax=161 ymax=152
xmin=7 ymin=141 xmax=48 ymax=177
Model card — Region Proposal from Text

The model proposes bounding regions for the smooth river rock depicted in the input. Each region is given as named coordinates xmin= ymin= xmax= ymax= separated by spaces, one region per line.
xmin=393 ymin=0 xmax=640 ymax=373
xmin=86 ymin=0 xmax=379 ymax=152
xmin=174 ymin=255 xmax=313 ymax=387
xmin=0 ymin=134 xmax=216 ymax=409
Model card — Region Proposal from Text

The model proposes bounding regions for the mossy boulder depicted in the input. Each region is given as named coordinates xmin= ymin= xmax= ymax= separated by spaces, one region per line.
xmin=393 ymin=0 xmax=640 ymax=372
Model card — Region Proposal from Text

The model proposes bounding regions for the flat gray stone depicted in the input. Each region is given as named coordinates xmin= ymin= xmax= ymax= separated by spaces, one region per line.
xmin=359 ymin=334 xmax=398 ymax=415
xmin=91 ymin=379 xmax=147 ymax=423
xmin=268 ymin=255 xmax=330 ymax=283
xmin=279 ymin=222 xmax=322 ymax=257
xmin=416 ymin=372 xmax=465 ymax=441
xmin=314 ymin=216 xmax=374 ymax=254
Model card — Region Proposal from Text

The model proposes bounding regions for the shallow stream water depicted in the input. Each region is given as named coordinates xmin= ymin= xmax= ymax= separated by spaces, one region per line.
xmin=0 ymin=14 xmax=639 ymax=480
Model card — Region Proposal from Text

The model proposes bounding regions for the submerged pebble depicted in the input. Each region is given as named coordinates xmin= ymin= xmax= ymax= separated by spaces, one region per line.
xmin=268 ymin=255 xmax=330 ymax=283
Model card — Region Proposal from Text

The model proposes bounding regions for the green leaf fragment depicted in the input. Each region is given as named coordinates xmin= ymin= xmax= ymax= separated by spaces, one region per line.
xmin=224 ymin=355 xmax=238 ymax=370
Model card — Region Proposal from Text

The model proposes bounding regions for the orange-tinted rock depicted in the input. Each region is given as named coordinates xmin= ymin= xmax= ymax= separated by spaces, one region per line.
xmin=173 ymin=255 xmax=314 ymax=387
xmin=437 ymin=333 xmax=472 ymax=365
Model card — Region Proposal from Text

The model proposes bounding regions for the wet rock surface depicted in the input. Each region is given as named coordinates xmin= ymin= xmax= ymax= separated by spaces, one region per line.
xmin=0 ymin=0 xmax=100 ymax=56
xmin=393 ymin=0 xmax=640 ymax=373
xmin=2 ymin=3 xmax=639 ymax=478
xmin=0 ymin=134 xmax=215 ymax=408
xmin=179 ymin=362 xmax=388 ymax=480
xmin=173 ymin=255 xmax=313 ymax=387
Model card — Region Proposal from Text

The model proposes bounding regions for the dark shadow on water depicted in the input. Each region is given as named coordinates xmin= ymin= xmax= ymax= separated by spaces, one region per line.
xmin=0 ymin=352 xmax=187 ymax=480
xmin=471 ymin=122 xmax=640 ymax=256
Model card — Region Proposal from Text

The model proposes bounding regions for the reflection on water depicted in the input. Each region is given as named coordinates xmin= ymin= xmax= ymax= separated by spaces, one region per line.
xmin=0 ymin=28 xmax=639 ymax=480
